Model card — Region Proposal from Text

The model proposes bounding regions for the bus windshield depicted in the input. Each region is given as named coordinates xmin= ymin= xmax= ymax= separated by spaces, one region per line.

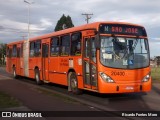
xmin=100 ymin=36 xmax=149 ymax=69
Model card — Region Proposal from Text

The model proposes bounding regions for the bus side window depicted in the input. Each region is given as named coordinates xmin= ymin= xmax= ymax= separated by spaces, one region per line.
xmin=6 ymin=46 xmax=9 ymax=57
xmin=12 ymin=45 xmax=17 ymax=57
xmin=9 ymin=48 xmax=12 ymax=58
xmin=30 ymin=42 xmax=35 ymax=57
xmin=17 ymin=48 xmax=20 ymax=58
xmin=35 ymin=40 xmax=41 ymax=57
xmin=20 ymin=43 xmax=23 ymax=57
xmin=50 ymin=37 xmax=59 ymax=56
xmin=71 ymin=32 xmax=82 ymax=56
xmin=60 ymin=35 xmax=70 ymax=56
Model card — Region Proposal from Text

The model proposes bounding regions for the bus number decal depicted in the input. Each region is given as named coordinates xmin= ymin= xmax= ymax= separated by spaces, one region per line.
xmin=111 ymin=71 xmax=125 ymax=76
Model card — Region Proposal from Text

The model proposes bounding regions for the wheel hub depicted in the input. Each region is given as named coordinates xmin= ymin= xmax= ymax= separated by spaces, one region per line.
xmin=71 ymin=78 xmax=77 ymax=89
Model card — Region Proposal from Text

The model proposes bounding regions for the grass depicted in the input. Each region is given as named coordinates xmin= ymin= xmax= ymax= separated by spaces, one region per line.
xmin=0 ymin=91 xmax=21 ymax=109
xmin=151 ymin=67 xmax=160 ymax=82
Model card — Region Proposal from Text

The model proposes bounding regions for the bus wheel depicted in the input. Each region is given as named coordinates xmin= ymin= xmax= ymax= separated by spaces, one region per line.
xmin=35 ymin=69 xmax=43 ymax=85
xmin=13 ymin=67 xmax=18 ymax=79
xmin=68 ymin=72 xmax=82 ymax=95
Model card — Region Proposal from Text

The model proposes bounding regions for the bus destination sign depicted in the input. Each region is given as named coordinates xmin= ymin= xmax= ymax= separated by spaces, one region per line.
xmin=99 ymin=24 xmax=147 ymax=36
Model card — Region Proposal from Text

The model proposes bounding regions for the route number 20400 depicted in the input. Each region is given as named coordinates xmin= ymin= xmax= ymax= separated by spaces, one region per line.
xmin=111 ymin=71 xmax=125 ymax=76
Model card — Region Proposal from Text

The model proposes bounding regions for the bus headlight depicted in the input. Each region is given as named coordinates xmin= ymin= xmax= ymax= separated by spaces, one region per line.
xmin=99 ymin=72 xmax=115 ymax=83
xmin=142 ymin=73 xmax=150 ymax=82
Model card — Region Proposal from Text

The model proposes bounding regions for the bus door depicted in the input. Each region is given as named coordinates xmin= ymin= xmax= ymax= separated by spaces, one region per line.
xmin=83 ymin=36 xmax=98 ymax=90
xmin=42 ymin=43 xmax=49 ymax=81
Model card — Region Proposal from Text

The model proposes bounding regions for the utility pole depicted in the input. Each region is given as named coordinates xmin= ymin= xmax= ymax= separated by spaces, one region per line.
xmin=82 ymin=13 xmax=93 ymax=24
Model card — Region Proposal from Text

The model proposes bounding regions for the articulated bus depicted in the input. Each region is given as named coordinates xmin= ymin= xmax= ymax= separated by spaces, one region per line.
xmin=6 ymin=22 xmax=151 ymax=94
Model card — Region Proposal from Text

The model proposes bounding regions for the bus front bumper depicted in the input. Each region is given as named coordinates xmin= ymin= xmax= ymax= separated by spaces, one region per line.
xmin=98 ymin=78 xmax=152 ymax=94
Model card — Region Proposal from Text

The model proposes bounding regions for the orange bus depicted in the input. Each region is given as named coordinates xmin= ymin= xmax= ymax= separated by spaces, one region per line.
xmin=6 ymin=22 xmax=151 ymax=94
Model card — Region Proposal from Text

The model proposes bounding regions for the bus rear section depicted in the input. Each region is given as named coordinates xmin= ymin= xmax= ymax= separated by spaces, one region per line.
xmin=6 ymin=41 xmax=24 ymax=78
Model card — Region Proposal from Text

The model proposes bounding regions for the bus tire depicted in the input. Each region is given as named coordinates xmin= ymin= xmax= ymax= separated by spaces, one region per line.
xmin=68 ymin=72 xmax=82 ymax=95
xmin=13 ymin=67 xmax=18 ymax=79
xmin=35 ymin=69 xmax=43 ymax=85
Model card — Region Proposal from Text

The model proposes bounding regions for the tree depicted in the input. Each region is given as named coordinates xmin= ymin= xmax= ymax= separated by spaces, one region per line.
xmin=54 ymin=14 xmax=74 ymax=31
xmin=0 ymin=43 xmax=6 ymax=65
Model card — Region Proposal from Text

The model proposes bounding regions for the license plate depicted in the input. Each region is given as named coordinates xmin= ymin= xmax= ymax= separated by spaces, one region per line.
xmin=126 ymin=86 xmax=134 ymax=90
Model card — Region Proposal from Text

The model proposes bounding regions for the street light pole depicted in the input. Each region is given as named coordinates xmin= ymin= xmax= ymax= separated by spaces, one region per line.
xmin=23 ymin=0 xmax=34 ymax=77
xmin=24 ymin=0 xmax=34 ymax=42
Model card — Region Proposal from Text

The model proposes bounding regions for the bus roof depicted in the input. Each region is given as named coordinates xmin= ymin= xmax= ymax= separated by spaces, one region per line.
xmin=30 ymin=21 xmax=144 ymax=40
xmin=8 ymin=21 xmax=145 ymax=44
xmin=7 ymin=40 xmax=24 ymax=46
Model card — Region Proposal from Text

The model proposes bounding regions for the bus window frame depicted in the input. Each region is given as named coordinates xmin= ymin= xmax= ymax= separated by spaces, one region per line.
xmin=12 ymin=44 xmax=17 ymax=57
xmin=20 ymin=43 xmax=23 ymax=57
xmin=9 ymin=48 xmax=12 ymax=58
xmin=6 ymin=46 xmax=9 ymax=57
xmin=50 ymin=36 xmax=60 ymax=57
xmin=71 ymin=32 xmax=82 ymax=56
xmin=60 ymin=34 xmax=70 ymax=56
xmin=17 ymin=47 xmax=20 ymax=58
xmin=84 ymin=38 xmax=90 ymax=58
xmin=30 ymin=41 xmax=35 ymax=57
xmin=91 ymin=37 xmax=96 ymax=63
xmin=34 ymin=40 xmax=41 ymax=57
xmin=29 ymin=40 xmax=42 ymax=57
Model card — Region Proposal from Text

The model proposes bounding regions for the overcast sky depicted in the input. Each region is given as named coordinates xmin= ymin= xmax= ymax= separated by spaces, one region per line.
xmin=0 ymin=0 xmax=160 ymax=57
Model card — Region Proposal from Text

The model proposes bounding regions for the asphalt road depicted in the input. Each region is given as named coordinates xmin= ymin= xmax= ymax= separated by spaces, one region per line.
xmin=0 ymin=67 xmax=126 ymax=120
xmin=0 ymin=67 xmax=160 ymax=120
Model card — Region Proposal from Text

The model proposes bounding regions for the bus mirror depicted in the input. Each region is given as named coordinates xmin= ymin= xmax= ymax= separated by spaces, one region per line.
xmin=95 ymin=34 xmax=100 ymax=49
